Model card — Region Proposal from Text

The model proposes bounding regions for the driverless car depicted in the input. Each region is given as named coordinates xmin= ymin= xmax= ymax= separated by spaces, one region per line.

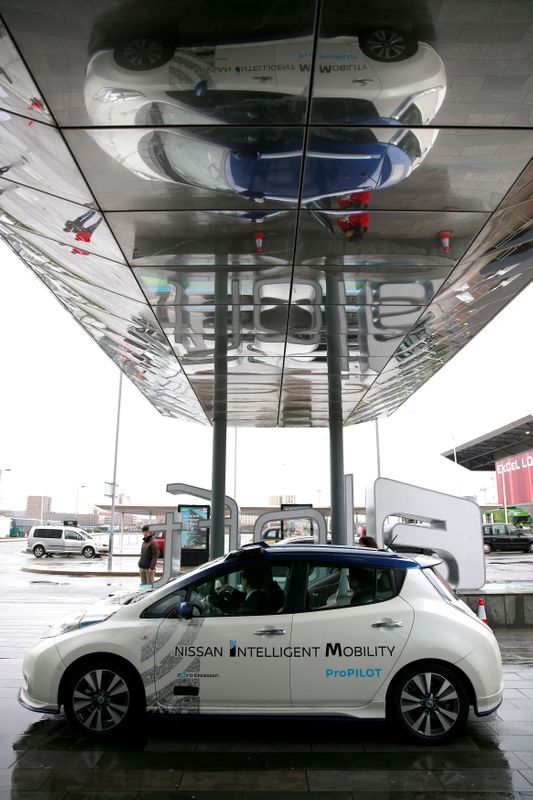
xmin=84 ymin=32 xmax=445 ymax=203
xmin=19 ymin=543 xmax=502 ymax=743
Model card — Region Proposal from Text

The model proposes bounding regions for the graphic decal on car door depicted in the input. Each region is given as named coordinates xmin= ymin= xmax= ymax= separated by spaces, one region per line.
xmin=141 ymin=618 xmax=206 ymax=711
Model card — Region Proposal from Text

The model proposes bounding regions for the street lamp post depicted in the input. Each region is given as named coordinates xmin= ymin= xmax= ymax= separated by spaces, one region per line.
xmin=75 ymin=485 xmax=85 ymax=518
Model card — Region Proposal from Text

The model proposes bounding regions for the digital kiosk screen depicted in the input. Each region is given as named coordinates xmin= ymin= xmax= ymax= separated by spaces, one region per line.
xmin=178 ymin=505 xmax=210 ymax=550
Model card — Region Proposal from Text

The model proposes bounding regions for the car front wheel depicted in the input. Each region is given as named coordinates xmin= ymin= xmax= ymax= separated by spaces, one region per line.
xmin=528 ymin=542 xmax=533 ymax=553
xmin=358 ymin=28 xmax=417 ymax=62
xmin=114 ymin=37 xmax=175 ymax=70
xmin=63 ymin=658 xmax=143 ymax=738
xmin=483 ymin=543 xmax=491 ymax=554
xmin=82 ymin=546 xmax=96 ymax=559
xmin=388 ymin=662 xmax=469 ymax=743
xmin=33 ymin=544 xmax=46 ymax=558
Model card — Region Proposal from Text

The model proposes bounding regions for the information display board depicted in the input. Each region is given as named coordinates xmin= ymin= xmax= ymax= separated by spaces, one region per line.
xmin=178 ymin=505 xmax=211 ymax=565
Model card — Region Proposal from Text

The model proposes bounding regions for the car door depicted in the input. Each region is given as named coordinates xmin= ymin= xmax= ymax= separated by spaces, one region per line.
xmin=289 ymin=561 xmax=414 ymax=708
xmin=64 ymin=529 xmax=83 ymax=554
xmin=152 ymin=561 xmax=293 ymax=712
xmin=46 ymin=528 xmax=65 ymax=555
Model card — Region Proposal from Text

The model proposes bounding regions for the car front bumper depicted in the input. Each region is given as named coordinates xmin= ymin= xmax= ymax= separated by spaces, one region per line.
xmin=18 ymin=687 xmax=60 ymax=714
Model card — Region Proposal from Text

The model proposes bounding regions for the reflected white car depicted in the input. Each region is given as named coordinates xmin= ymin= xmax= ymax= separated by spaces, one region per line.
xmin=19 ymin=543 xmax=502 ymax=743
xmin=85 ymin=32 xmax=445 ymax=202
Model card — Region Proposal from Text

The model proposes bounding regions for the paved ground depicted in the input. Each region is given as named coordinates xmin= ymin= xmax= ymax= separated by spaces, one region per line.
xmin=3 ymin=543 xmax=533 ymax=798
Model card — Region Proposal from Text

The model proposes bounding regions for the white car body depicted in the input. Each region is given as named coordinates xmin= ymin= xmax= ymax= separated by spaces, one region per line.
xmin=20 ymin=545 xmax=502 ymax=742
xmin=84 ymin=34 xmax=445 ymax=200
xmin=85 ymin=35 xmax=446 ymax=126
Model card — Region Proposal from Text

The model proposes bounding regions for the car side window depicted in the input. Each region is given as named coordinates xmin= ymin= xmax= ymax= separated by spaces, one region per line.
xmin=142 ymin=587 xmax=188 ymax=619
xmin=187 ymin=563 xmax=290 ymax=618
xmin=142 ymin=562 xmax=290 ymax=619
xmin=302 ymin=562 xmax=397 ymax=612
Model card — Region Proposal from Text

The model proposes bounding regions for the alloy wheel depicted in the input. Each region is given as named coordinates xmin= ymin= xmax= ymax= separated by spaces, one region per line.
xmin=399 ymin=670 xmax=462 ymax=738
xmin=71 ymin=668 xmax=130 ymax=733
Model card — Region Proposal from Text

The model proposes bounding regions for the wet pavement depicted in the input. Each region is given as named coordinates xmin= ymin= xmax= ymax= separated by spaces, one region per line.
xmin=3 ymin=544 xmax=533 ymax=798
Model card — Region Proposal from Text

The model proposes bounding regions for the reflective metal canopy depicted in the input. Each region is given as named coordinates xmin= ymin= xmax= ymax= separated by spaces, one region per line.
xmin=0 ymin=0 xmax=532 ymax=426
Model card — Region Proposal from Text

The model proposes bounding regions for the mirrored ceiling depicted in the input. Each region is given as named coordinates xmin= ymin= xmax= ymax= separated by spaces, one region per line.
xmin=0 ymin=0 xmax=532 ymax=426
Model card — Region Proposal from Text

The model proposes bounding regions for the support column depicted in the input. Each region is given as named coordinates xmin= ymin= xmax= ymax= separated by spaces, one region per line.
xmin=210 ymin=265 xmax=228 ymax=558
xmin=325 ymin=269 xmax=346 ymax=545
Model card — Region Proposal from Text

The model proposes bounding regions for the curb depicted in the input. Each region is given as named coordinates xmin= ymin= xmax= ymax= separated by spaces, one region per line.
xmin=21 ymin=566 xmax=145 ymax=577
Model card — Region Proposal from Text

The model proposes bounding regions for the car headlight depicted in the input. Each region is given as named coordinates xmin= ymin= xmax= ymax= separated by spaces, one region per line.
xmin=93 ymin=88 xmax=145 ymax=102
xmin=41 ymin=611 xmax=113 ymax=638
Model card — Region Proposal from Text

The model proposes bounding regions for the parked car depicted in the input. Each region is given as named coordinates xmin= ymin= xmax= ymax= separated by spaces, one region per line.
xmin=19 ymin=543 xmax=502 ymax=743
xmin=482 ymin=524 xmax=533 ymax=554
xmin=26 ymin=525 xmax=108 ymax=559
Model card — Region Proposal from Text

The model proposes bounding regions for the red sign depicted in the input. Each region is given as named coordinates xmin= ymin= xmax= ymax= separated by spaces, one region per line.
xmin=496 ymin=448 xmax=533 ymax=505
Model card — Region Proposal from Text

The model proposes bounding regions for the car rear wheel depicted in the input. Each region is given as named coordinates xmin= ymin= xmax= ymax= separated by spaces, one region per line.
xmin=114 ymin=37 xmax=175 ymax=70
xmin=528 ymin=542 xmax=533 ymax=553
xmin=358 ymin=28 xmax=417 ymax=62
xmin=63 ymin=658 xmax=144 ymax=738
xmin=33 ymin=544 xmax=46 ymax=558
xmin=82 ymin=546 xmax=96 ymax=559
xmin=388 ymin=662 xmax=469 ymax=743
xmin=483 ymin=543 xmax=491 ymax=554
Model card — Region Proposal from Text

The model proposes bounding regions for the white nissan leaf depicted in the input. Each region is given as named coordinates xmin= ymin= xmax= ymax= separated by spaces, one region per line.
xmin=84 ymin=32 xmax=445 ymax=203
xmin=19 ymin=544 xmax=502 ymax=743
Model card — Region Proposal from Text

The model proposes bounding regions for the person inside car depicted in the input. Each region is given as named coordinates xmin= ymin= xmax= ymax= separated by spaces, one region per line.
xmin=211 ymin=567 xmax=270 ymax=615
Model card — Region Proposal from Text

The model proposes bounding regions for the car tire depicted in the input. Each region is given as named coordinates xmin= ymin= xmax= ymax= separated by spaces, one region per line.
xmin=82 ymin=546 xmax=96 ymax=559
xmin=63 ymin=657 xmax=144 ymax=738
xmin=33 ymin=544 xmax=46 ymax=558
xmin=113 ymin=37 xmax=175 ymax=71
xmin=388 ymin=661 xmax=469 ymax=743
xmin=358 ymin=28 xmax=418 ymax=62
xmin=528 ymin=542 xmax=533 ymax=553
xmin=483 ymin=543 xmax=491 ymax=554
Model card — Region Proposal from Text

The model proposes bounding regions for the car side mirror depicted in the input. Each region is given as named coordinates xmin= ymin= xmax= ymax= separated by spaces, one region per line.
xmin=178 ymin=601 xmax=194 ymax=620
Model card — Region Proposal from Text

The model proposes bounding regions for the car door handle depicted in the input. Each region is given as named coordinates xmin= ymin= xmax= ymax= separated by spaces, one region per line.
xmin=371 ymin=619 xmax=403 ymax=629
xmin=254 ymin=628 xmax=286 ymax=636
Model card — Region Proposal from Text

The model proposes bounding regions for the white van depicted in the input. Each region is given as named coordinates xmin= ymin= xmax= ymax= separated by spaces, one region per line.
xmin=26 ymin=526 xmax=108 ymax=559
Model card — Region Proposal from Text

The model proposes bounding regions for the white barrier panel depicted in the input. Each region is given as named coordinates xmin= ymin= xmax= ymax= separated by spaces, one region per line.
xmin=366 ymin=477 xmax=485 ymax=591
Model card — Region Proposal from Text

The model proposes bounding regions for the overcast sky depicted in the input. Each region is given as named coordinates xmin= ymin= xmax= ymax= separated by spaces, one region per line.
xmin=1 ymin=238 xmax=531 ymax=515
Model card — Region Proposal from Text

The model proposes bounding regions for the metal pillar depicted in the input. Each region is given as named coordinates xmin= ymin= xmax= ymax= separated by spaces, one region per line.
xmin=210 ymin=265 xmax=228 ymax=558
xmin=325 ymin=269 xmax=346 ymax=544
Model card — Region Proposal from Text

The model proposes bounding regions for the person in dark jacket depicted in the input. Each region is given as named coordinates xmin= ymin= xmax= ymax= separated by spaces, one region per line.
xmin=138 ymin=525 xmax=159 ymax=586
xmin=212 ymin=567 xmax=270 ymax=615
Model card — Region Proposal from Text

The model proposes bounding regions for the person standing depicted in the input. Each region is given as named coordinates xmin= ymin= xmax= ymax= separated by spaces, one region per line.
xmin=138 ymin=525 xmax=159 ymax=587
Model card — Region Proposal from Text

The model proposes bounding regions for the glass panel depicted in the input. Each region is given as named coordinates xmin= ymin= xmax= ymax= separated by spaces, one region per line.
xmin=133 ymin=265 xmax=295 ymax=307
xmin=0 ymin=114 xmax=92 ymax=203
xmin=295 ymin=209 xmax=490 ymax=265
xmin=65 ymin=127 xmax=305 ymax=211
xmin=107 ymin=209 xmax=297 ymax=266
xmin=0 ymin=1 xmax=317 ymax=126
xmin=0 ymin=20 xmax=52 ymax=122
xmin=0 ymin=224 xmax=143 ymax=301
xmin=0 ymin=178 xmax=123 ymax=261
xmin=314 ymin=0 xmax=533 ymax=128
xmin=303 ymin=128 xmax=533 ymax=212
